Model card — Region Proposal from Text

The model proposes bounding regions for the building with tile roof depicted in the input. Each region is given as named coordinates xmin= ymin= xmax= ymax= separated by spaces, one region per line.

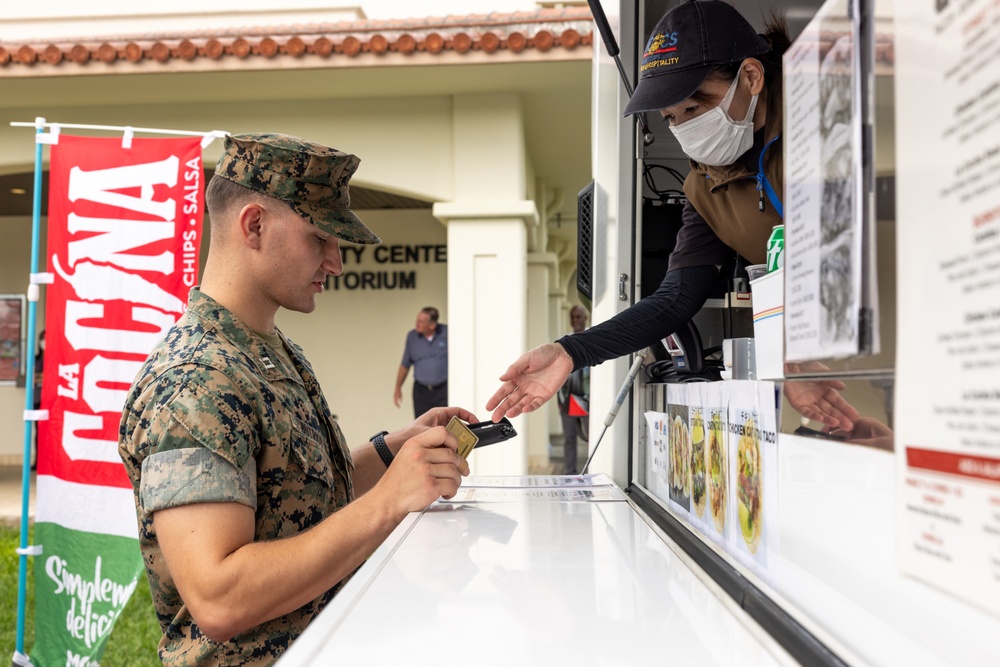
xmin=0 ymin=3 xmax=595 ymax=473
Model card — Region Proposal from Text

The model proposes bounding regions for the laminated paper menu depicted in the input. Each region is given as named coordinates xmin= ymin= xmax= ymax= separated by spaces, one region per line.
xmin=782 ymin=0 xmax=865 ymax=362
xmin=895 ymin=0 xmax=1000 ymax=617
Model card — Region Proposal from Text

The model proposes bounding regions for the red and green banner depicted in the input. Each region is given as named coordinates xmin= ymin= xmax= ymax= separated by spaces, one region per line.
xmin=34 ymin=134 xmax=203 ymax=666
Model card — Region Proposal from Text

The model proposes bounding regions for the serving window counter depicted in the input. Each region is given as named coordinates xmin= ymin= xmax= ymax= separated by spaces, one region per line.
xmin=277 ymin=476 xmax=799 ymax=666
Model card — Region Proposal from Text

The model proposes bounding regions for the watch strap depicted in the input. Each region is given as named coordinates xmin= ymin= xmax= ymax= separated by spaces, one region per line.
xmin=371 ymin=431 xmax=393 ymax=467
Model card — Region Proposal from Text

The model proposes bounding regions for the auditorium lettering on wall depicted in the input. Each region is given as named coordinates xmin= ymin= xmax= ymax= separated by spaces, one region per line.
xmin=328 ymin=243 xmax=446 ymax=291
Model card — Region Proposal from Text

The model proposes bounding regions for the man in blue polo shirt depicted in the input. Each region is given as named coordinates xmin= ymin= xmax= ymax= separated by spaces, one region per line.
xmin=394 ymin=307 xmax=448 ymax=417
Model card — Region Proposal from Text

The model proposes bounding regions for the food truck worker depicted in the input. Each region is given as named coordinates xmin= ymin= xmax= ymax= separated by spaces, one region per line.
xmin=487 ymin=0 xmax=859 ymax=432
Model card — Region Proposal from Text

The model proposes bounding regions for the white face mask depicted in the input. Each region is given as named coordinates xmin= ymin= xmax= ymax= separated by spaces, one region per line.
xmin=668 ymin=73 xmax=758 ymax=166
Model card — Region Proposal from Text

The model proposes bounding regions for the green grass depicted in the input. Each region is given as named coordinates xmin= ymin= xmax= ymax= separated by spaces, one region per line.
xmin=1 ymin=523 xmax=162 ymax=666
xmin=0 ymin=523 xmax=33 ymax=658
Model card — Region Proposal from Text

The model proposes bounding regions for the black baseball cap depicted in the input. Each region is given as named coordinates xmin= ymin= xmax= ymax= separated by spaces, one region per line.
xmin=624 ymin=0 xmax=771 ymax=116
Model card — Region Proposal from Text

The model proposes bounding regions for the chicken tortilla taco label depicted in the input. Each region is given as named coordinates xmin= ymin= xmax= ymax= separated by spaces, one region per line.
xmin=708 ymin=410 xmax=727 ymax=533
xmin=691 ymin=410 xmax=706 ymax=518
xmin=736 ymin=415 xmax=762 ymax=553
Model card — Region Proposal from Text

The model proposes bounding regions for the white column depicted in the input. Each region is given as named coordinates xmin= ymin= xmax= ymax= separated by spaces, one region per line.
xmin=526 ymin=252 xmax=556 ymax=471
xmin=547 ymin=268 xmax=568 ymax=450
xmin=435 ymin=206 xmax=537 ymax=475
xmin=434 ymin=93 xmax=539 ymax=475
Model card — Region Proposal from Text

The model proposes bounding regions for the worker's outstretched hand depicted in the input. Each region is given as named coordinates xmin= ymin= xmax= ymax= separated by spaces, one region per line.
xmin=486 ymin=343 xmax=575 ymax=422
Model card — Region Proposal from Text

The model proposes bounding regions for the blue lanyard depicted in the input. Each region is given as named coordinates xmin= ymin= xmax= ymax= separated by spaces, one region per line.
xmin=756 ymin=134 xmax=783 ymax=219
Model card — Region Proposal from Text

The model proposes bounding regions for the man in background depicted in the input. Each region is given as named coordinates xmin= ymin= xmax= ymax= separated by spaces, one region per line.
xmin=32 ymin=329 xmax=45 ymax=469
xmin=394 ymin=306 xmax=448 ymax=417
xmin=557 ymin=305 xmax=589 ymax=474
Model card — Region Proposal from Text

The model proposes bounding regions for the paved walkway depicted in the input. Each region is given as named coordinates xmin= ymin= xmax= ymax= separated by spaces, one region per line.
xmin=0 ymin=465 xmax=35 ymax=527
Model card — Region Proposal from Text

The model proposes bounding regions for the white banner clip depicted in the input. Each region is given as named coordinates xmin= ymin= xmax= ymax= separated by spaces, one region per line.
xmin=12 ymin=649 xmax=35 ymax=666
xmin=201 ymin=129 xmax=228 ymax=148
xmin=15 ymin=544 xmax=43 ymax=556
xmin=36 ymin=123 xmax=61 ymax=145
xmin=122 ymin=126 xmax=134 ymax=149
xmin=24 ymin=409 xmax=49 ymax=422
xmin=30 ymin=272 xmax=54 ymax=284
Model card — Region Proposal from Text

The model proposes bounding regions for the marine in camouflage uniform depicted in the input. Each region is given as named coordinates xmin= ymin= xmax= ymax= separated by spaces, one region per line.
xmin=119 ymin=288 xmax=353 ymax=665
xmin=119 ymin=133 xmax=470 ymax=666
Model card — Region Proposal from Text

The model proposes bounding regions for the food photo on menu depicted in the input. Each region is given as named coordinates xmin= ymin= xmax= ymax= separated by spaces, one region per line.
xmin=668 ymin=406 xmax=692 ymax=512
xmin=736 ymin=414 xmax=763 ymax=555
xmin=726 ymin=381 xmax=780 ymax=578
xmin=691 ymin=408 xmax=708 ymax=521
xmin=707 ymin=408 xmax=728 ymax=537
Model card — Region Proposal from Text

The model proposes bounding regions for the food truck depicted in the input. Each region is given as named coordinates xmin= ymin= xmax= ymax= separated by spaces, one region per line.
xmin=279 ymin=1 xmax=1000 ymax=664
xmin=577 ymin=0 xmax=1000 ymax=663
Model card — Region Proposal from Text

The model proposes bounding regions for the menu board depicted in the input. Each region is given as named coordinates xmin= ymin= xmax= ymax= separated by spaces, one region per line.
xmin=895 ymin=0 xmax=1000 ymax=617
xmin=782 ymin=0 xmax=865 ymax=362
xmin=644 ymin=381 xmax=778 ymax=583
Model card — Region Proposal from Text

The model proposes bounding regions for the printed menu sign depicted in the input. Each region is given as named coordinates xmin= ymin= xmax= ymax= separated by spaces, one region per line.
xmin=895 ymin=0 xmax=1000 ymax=617
xmin=782 ymin=0 xmax=865 ymax=362
xmin=645 ymin=381 xmax=777 ymax=583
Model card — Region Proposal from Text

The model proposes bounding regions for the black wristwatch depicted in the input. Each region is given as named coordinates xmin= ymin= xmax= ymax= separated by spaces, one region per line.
xmin=371 ymin=430 xmax=393 ymax=468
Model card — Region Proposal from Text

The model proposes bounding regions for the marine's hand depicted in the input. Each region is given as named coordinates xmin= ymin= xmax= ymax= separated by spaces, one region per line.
xmin=386 ymin=407 xmax=477 ymax=480
xmin=486 ymin=343 xmax=574 ymax=422
xmin=393 ymin=388 xmax=403 ymax=408
xmin=390 ymin=406 xmax=478 ymax=458
xmin=381 ymin=426 xmax=468 ymax=515
xmin=413 ymin=406 xmax=480 ymax=430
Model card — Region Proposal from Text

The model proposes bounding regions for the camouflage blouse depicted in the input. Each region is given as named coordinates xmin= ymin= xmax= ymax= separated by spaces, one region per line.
xmin=119 ymin=288 xmax=354 ymax=666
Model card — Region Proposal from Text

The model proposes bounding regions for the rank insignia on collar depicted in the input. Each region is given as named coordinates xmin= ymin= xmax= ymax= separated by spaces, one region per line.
xmin=260 ymin=356 xmax=276 ymax=370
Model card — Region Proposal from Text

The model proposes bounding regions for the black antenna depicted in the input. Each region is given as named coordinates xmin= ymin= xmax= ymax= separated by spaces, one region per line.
xmin=580 ymin=350 xmax=647 ymax=475
xmin=587 ymin=0 xmax=655 ymax=146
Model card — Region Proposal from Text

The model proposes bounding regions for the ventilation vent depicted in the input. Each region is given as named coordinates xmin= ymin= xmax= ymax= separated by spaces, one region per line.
xmin=576 ymin=180 xmax=594 ymax=301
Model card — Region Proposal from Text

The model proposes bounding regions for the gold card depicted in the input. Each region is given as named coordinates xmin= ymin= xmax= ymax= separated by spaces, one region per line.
xmin=447 ymin=416 xmax=479 ymax=459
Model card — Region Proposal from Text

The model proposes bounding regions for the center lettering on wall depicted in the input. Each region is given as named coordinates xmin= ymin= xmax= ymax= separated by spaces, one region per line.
xmin=327 ymin=244 xmax=446 ymax=291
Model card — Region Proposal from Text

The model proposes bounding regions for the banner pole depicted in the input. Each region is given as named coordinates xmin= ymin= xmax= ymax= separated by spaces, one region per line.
xmin=5 ymin=121 xmax=217 ymax=666
xmin=11 ymin=121 xmax=227 ymax=146
xmin=14 ymin=117 xmax=46 ymax=664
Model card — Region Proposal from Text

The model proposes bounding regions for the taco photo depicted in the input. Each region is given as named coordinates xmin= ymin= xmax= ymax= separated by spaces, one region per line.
xmin=668 ymin=413 xmax=691 ymax=508
xmin=691 ymin=411 xmax=706 ymax=518
xmin=708 ymin=411 xmax=727 ymax=533
xmin=737 ymin=416 xmax=763 ymax=553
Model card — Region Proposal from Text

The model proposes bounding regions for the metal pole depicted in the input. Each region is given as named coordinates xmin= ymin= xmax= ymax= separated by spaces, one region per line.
xmin=15 ymin=117 xmax=46 ymax=662
xmin=580 ymin=351 xmax=646 ymax=475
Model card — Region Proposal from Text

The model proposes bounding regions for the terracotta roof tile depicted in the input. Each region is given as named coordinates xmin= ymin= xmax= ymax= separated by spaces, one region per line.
xmin=0 ymin=6 xmax=594 ymax=74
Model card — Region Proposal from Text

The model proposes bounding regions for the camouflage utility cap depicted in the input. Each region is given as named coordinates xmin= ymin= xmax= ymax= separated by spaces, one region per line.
xmin=215 ymin=132 xmax=381 ymax=245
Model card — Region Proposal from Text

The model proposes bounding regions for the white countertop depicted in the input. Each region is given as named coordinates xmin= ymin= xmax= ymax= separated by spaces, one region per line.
xmin=277 ymin=476 xmax=798 ymax=666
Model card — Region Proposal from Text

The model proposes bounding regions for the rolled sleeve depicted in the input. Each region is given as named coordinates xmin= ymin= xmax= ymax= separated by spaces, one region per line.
xmin=139 ymin=447 xmax=257 ymax=513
